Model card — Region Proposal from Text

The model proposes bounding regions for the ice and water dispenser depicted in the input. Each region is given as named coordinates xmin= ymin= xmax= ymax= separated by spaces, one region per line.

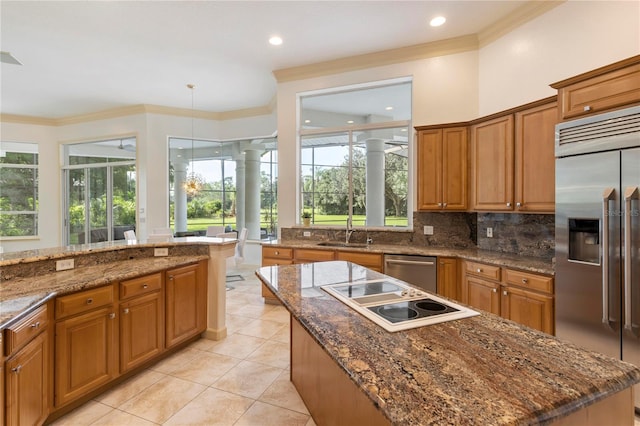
xmin=568 ymin=219 xmax=600 ymax=264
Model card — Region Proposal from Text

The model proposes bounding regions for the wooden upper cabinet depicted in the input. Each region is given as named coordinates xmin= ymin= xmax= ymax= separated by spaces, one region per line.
xmin=471 ymin=115 xmax=514 ymax=211
xmin=417 ymin=126 xmax=467 ymax=211
xmin=551 ymin=56 xmax=640 ymax=121
xmin=514 ymin=102 xmax=557 ymax=213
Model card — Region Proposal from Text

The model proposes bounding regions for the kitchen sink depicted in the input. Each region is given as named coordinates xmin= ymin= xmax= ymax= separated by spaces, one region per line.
xmin=317 ymin=242 xmax=369 ymax=248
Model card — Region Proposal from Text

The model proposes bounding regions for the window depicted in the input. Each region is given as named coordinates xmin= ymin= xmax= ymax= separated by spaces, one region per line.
xmin=0 ymin=142 xmax=39 ymax=237
xmin=169 ymin=137 xmax=277 ymax=240
xmin=62 ymin=138 xmax=136 ymax=244
xmin=299 ymin=80 xmax=411 ymax=227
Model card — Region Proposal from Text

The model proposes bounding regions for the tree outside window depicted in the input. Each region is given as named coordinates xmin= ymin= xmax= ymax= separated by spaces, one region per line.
xmin=0 ymin=142 xmax=38 ymax=237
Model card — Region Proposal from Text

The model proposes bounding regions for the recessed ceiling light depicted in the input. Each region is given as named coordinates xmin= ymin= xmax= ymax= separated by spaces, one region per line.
xmin=385 ymin=106 xmax=393 ymax=111
xmin=347 ymin=120 xmax=354 ymax=124
xmin=430 ymin=16 xmax=446 ymax=27
xmin=269 ymin=36 xmax=283 ymax=46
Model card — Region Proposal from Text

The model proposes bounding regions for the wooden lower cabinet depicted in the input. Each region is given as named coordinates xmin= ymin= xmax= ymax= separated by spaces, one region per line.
xmin=294 ymin=248 xmax=335 ymax=263
xmin=54 ymin=305 xmax=118 ymax=408
xmin=165 ymin=262 xmax=207 ymax=348
xmin=462 ymin=261 xmax=554 ymax=335
xmin=120 ymin=291 xmax=164 ymax=372
xmin=5 ymin=330 xmax=49 ymax=426
xmin=336 ymin=251 xmax=383 ymax=272
xmin=437 ymin=257 xmax=459 ymax=300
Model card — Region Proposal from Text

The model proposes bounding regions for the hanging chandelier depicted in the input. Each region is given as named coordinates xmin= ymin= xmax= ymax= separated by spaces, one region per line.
xmin=184 ymin=83 xmax=204 ymax=196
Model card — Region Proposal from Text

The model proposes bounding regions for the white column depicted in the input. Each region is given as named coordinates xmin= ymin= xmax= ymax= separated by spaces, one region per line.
xmin=244 ymin=150 xmax=261 ymax=240
xmin=173 ymin=158 xmax=188 ymax=233
xmin=366 ymin=139 xmax=385 ymax=227
xmin=234 ymin=156 xmax=246 ymax=232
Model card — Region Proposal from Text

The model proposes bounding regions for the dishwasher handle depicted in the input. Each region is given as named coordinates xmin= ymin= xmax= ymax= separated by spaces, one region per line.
xmin=385 ymin=259 xmax=435 ymax=267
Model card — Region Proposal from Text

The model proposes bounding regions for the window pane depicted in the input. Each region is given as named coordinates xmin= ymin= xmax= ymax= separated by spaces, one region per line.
xmin=0 ymin=142 xmax=39 ymax=237
xmin=112 ymin=165 xmax=136 ymax=240
xmin=68 ymin=169 xmax=85 ymax=244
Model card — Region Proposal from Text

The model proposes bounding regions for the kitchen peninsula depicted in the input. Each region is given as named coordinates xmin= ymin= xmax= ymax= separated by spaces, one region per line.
xmin=0 ymin=237 xmax=235 ymax=424
xmin=257 ymin=261 xmax=640 ymax=425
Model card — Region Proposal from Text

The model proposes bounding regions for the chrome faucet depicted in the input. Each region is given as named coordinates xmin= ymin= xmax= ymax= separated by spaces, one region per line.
xmin=345 ymin=217 xmax=354 ymax=244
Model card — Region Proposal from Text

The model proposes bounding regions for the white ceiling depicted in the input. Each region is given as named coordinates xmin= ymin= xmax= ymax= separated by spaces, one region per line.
xmin=1 ymin=1 xmax=525 ymax=119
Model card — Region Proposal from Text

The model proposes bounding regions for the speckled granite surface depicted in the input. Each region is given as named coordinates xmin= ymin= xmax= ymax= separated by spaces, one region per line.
xmin=0 ymin=237 xmax=236 ymax=329
xmin=257 ymin=261 xmax=640 ymax=425
xmin=266 ymin=239 xmax=555 ymax=275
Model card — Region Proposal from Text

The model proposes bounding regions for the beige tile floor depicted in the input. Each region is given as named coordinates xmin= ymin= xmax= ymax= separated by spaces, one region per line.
xmin=51 ymin=264 xmax=640 ymax=426
xmin=52 ymin=264 xmax=315 ymax=426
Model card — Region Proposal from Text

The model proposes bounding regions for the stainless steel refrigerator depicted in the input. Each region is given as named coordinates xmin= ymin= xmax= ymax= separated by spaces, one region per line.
xmin=555 ymin=105 xmax=640 ymax=411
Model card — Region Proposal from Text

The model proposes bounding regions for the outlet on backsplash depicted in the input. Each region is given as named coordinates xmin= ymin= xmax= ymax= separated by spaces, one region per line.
xmin=487 ymin=227 xmax=493 ymax=238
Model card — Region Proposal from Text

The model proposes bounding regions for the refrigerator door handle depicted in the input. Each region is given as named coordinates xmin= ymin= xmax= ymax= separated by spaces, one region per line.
xmin=623 ymin=186 xmax=639 ymax=332
xmin=602 ymin=188 xmax=615 ymax=325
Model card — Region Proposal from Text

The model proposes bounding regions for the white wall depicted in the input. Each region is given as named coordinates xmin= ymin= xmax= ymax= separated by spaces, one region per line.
xmin=479 ymin=0 xmax=640 ymax=115
xmin=276 ymin=51 xmax=480 ymax=229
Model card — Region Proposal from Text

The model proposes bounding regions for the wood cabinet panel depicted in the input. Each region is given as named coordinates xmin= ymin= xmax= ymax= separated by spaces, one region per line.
xmin=464 ymin=261 xmax=501 ymax=281
xmin=4 ymin=304 xmax=48 ymax=356
xmin=55 ymin=285 xmax=114 ymax=320
xmin=464 ymin=276 xmax=500 ymax=315
xmin=554 ymin=61 xmax=640 ymax=120
xmin=514 ymin=102 xmax=557 ymax=212
xmin=504 ymin=269 xmax=553 ymax=295
xmin=437 ymin=257 xmax=459 ymax=301
xmin=120 ymin=291 xmax=164 ymax=373
xmin=417 ymin=127 xmax=467 ymax=210
xmin=294 ymin=249 xmax=335 ymax=263
xmin=120 ymin=273 xmax=162 ymax=300
xmin=262 ymin=247 xmax=293 ymax=260
xmin=335 ymin=251 xmax=383 ymax=272
xmin=165 ymin=262 xmax=207 ymax=348
xmin=55 ymin=306 xmax=117 ymax=407
xmin=5 ymin=332 xmax=49 ymax=426
xmin=471 ymin=115 xmax=514 ymax=211
xmin=501 ymin=286 xmax=554 ymax=335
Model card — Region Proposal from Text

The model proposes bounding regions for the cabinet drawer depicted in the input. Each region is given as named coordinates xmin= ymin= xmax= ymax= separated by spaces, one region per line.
xmin=262 ymin=247 xmax=293 ymax=260
xmin=56 ymin=285 xmax=114 ymax=319
xmin=504 ymin=269 xmax=553 ymax=294
xmin=262 ymin=258 xmax=294 ymax=267
xmin=120 ymin=273 xmax=162 ymax=300
xmin=464 ymin=261 xmax=501 ymax=281
xmin=4 ymin=304 xmax=48 ymax=356
xmin=336 ymin=251 xmax=383 ymax=269
xmin=294 ymin=249 xmax=335 ymax=262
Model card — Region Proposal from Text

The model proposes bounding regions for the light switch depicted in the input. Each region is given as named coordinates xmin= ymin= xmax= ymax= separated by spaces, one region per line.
xmin=424 ymin=225 xmax=434 ymax=235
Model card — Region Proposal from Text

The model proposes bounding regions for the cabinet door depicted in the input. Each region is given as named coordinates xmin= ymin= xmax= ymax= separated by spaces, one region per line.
xmin=5 ymin=332 xmax=49 ymax=426
xmin=437 ymin=257 xmax=459 ymax=300
xmin=464 ymin=276 xmax=500 ymax=315
xmin=294 ymin=249 xmax=335 ymax=263
xmin=336 ymin=251 xmax=383 ymax=272
xmin=417 ymin=129 xmax=443 ymax=210
xmin=166 ymin=263 xmax=207 ymax=348
xmin=55 ymin=306 xmax=117 ymax=407
xmin=120 ymin=291 xmax=164 ymax=372
xmin=501 ymin=286 xmax=554 ymax=335
xmin=442 ymin=127 xmax=468 ymax=210
xmin=471 ymin=115 xmax=514 ymax=211
xmin=514 ymin=102 xmax=557 ymax=212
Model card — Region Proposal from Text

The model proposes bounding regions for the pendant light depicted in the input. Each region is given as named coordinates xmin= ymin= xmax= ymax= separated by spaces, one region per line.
xmin=183 ymin=83 xmax=204 ymax=196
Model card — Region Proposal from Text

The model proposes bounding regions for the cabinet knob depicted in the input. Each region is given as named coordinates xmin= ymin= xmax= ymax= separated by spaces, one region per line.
xmin=109 ymin=313 xmax=116 ymax=319
xmin=477 ymin=268 xmax=482 ymax=273
xmin=443 ymin=203 xmax=447 ymax=207
xmin=12 ymin=365 xmax=22 ymax=374
xmin=503 ymin=290 xmax=508 ymax=296
xmin=143 ymin=284 xmax=148 ymax=289
xmin=522 ymin=278 xmax=528 ymax=283
xmin=86 ymin=298 xmax=93 ymax=305
xmin=168 ymin=275 xmax=174 ymax=280
xmin=275 ymin=251 xmax=279 ymax=255
xmin=516 ymin=202 xmax=522 ymax=208
xmin=437 ymin=203 xmax=442 ymax=207
xmin=30 ymin=321 xmax=40 ymax=329
xmin=123 ymin=308 xmax=130 ymax=314
xmin=492 ymin=288 xmax=497 ymax=293
xmin=506 ymin=202 xmax=511 ymax=207
xmin=584 ymin=105 xmax=592 ymax=112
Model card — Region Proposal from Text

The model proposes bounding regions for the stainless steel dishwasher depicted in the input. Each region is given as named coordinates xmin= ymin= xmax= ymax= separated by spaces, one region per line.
xmin=383 ymin=254 xmax=437 ymax=293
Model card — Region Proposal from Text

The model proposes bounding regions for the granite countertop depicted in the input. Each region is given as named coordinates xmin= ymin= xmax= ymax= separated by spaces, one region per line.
xmin=256 ymin=261 xmax=640 ymax=425
xmin=264 ymin=239 xmax=555 ymax=275
xmin=0 ymin=254 xmax=209 ymax=329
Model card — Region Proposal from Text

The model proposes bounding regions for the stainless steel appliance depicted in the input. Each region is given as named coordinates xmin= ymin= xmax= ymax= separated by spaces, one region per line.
xmin=321 ymin=278 xmax=478 ymax=332
xmin=555 ymin=105 xmax=640 ymax=411
xmin=383 ymin=254 xmax=437 ymax=293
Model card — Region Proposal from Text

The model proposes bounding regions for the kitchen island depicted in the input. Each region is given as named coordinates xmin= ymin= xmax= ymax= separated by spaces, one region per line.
xmin=257 ymin=261 xmax=640 ymax=425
